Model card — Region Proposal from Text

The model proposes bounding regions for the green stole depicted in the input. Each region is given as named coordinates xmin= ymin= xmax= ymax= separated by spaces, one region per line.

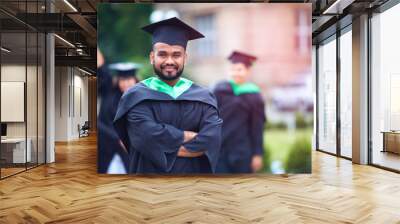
xmin=229 ymin=80 xmax=260 ymax=96
xmin=141 ymin=77 xmax=193 ymax=99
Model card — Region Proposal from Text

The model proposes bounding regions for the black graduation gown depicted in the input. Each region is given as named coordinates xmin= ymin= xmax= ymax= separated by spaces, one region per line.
xmin=97 ymin=67 xmax=129 ymax=173
xmin=213 ymin=81 xmax=266 ymax=173
xmin=113 ymin=82 xmax=222 ymax=174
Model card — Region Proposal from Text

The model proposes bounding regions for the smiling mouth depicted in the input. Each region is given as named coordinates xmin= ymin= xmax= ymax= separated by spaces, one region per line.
xmin=162 ymin=66 xmax=178 ymax=74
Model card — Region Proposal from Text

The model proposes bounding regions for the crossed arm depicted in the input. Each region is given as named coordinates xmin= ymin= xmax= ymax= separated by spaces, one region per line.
xmin=178 ymin=131 xmax=203 ymax=157
xmin=126 ymin=101 xmax=221 ymax=167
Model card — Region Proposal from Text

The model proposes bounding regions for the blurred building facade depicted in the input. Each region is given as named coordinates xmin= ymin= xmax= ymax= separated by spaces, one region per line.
xmin=155 ymin=3 xmax=312 ymax=124
xmin=155 ymin=3 xmax=311 ymax=92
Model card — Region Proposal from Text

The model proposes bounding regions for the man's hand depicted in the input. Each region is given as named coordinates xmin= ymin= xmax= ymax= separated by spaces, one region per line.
xmin=179 ymin=132 xmax=202 ymax=157
xmin=251 ymin=155 xmax=263 ymax=172
xmin=183 ymin=131 xmax=197 ymax=143
xmin=177 ymin=146 xmax=204 ymax=157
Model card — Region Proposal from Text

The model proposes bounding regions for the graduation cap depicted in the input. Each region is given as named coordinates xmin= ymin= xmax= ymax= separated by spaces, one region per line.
xmin=228 ymin=51 xmax=258 ymax=67
xmin=108 ymin=62 xmax=140 ymax=77
xmin=142 ymin=17 xmax=205 ymax=49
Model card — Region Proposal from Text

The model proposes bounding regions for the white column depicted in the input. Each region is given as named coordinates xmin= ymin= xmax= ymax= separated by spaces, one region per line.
xmin=46 ymin=33 xmax=55 ymax=163
xmin=352 ymin=14 xmax=369 ymax=164
xmin=45 ymin=1 xmax=56 ymax=163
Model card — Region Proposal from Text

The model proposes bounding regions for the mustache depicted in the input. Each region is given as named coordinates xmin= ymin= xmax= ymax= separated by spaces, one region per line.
xmin=153 ymin=64 xmax=184 ymax=81
xmin=160 ymin=64 xmax=178 ymax=69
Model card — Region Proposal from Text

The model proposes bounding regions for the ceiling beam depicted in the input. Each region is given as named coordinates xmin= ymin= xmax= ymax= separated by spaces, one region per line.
xmin=322 ymin=0 xmax=356 ymax=14
xmin=55 ymin=55 xmax=96 ymax=71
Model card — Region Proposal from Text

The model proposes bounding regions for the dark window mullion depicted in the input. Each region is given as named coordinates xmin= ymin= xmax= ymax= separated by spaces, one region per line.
xmin=25 ymin=0 xmax=28 ymax=171
xmin=336 ymin=28 xmax=341 ymax=157
xmin=36 ymin=0 xmax=39 ymax=167
xmin=316 ymin=44 xmax=319 ymax=150
xmin=0 ymin=20 xmax=2 ymax=179
xmin=367 ymin=11 xmax=373 ymax=165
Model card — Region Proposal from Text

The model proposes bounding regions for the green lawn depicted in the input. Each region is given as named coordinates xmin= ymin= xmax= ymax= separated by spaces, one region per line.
xmin=263 ymin=128 xmax=312 ymax=172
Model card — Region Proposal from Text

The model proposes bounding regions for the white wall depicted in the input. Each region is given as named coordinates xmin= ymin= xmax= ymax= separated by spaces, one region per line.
xmin=54 ymin=67 xmax=89 ymax=141
xmin=55 ymin=67 xmax=69 ymax=141
xmin=1 ymin=65 xmax=26 ymax=148
xmin=71 ymin=71 xmax=89 ymax=139
xmin=1 ymin=65 xmax=31 ymax=138
xmin=1 ymin=63 xmax=46 ymax=164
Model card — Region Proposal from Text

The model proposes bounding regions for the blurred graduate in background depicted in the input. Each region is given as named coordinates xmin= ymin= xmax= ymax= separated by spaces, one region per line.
xmin=213 ymin=51 xmax=266 ymax=173
xmin=97 ymin=57 xmax=140 ymax=174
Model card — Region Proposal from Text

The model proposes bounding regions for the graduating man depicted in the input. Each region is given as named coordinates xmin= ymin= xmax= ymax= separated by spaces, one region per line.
xmin=213 ymin=51 xmax=266 ymax=173
xmin=114 ymin=17 xmax=222 ymax=174
xmin=98 ymin=62 xmax=139 ymax=174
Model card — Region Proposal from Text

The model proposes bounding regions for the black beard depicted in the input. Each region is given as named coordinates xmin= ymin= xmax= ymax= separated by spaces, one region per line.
xmin=153 ymin=64 xmax=184 ymax=81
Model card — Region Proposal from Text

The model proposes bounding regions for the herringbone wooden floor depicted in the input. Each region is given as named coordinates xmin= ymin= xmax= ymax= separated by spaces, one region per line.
xmin=1 ymin=135 xmax=400 ymax=224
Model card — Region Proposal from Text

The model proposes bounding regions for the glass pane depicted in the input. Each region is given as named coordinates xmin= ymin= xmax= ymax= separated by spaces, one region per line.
xmin=340 ymin=29 xmax=352 ymax=158
xmin=38 ymin=32 xmax=45 ymax=165
xmin=26 ymin=0 xmax=39 ymax=169
xmin=1 ymin=30 xmax=27 ymax=177
xmin=27 ymin=30 xmax=38 ymax=169
xmin=371 ymin=4 xmax=400 ymax=171
xmin=317 ymin=37 xmax=337 ymax=154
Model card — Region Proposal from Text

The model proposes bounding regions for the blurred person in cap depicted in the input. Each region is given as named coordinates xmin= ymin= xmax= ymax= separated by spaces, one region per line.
xmin=113 ymin=17 xmax=222 ymax=174
xmin=213 ymin=51 xmax=266 ymax=173
xmin=111 ymin=62 xmax=140 ymax=93
xmin=98 ymin=61 xmax=140 ymax=174
xmin=97 ymin=49 xmax=111 ymax=99
xmin=97 ymin=48 xmax=118 ymax=173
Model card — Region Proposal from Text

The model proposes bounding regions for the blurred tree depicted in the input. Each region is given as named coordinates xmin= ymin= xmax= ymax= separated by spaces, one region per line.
xmin=285 ymin=136 xmax=311 ymax=173
xmin=295 ymin=112 xmax=307 ymax=129
xmin=265 ymin=121 xmax=288 ymax=130
xmin=262 ymin=142 xmax=271 ymax=173
xmin=98 ymin=4 xmax=153 ymax=64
